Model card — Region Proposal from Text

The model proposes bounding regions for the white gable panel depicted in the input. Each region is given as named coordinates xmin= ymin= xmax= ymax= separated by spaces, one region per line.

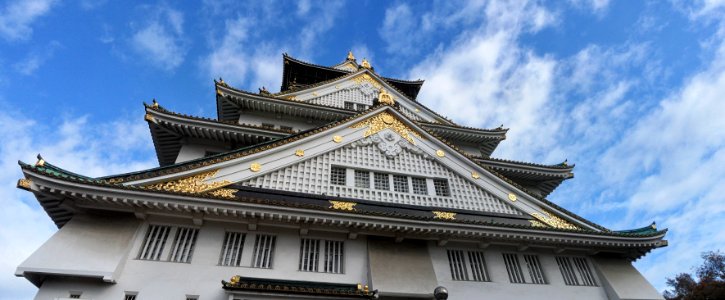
xmin=242 ymin=136 xmax=522 ymax=216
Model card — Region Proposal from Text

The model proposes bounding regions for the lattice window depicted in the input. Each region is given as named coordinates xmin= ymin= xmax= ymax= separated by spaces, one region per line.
xmin=138 ymin=225 xmax=170 ymax=261
xmin=168 ymin=227 xmax=198 ymax=263
xmin=299 ymin=239 xmax=321 ymax=272
xmin=374 ymin=172 xmax=389 ymax=190
xmin=344 ymin=102 xmax=355 ymax=110
xmin=324 ymin=240 xmax=344 ymax=274
xmin=354 ymin=170 xmax=370 ymax=188
xmin=556 ymin=257 xmax=597 ymax=286
xmin=503 ymin=253 xmax=547 ymax=284
xmin=447 ymin=250 xmax=469 ymax=280
xmin=411 ymin=177 xmax=428 ymax=195
xmin=219 ymin=232 xmax=246 ymax=266
xmin=251 ymin=234 xmax=276 ymax=268
xmin=468 ymin=251 xmax=490 ymax=282
xmin=434 ymin=179 xmax=451 ymax=196
xmin=330 ymin=167 xmax=346 ymax=185
xmin=393 ymin=175 xmax=409 ymax=193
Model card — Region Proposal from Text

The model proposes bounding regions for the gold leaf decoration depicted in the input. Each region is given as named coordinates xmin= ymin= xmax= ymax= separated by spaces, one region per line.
xmin=529 ymin=219 xmax=548 ymax=228
xmin=295 ymin=149 xmax=305 ymax=157
xmin=17 ymin=178 xmax=31 ymax=190
xmin=351 ymin=74 xmax=382 ymax=89
xmin=250 ymin=163 xmax=261 ymax=172
xmin=333 ymin=135 xmax=343 ymax=143
xmin=436 ymin=150 xmax=445 ymax=157
xmin=208 ymin=188 xmax=238 ymax=199
xmin=350 ymin=111 xmax=421 ymax=144
xmin=144 ymin=170 xmax=231 ymax=194
xmin=432 ymin=211 xmax=456 ymax=220
xmin=531 ymin=211 xmax=579 ymax=230
xmin=471 ymin=171 xmax=480 ymax=179
xmin=378 ymin=89 xmax=395 ymax=105
xmin=508 ymin=193 xmax=517 ymax=201
xmin=329 ymin=200 xmax=356 ymax=211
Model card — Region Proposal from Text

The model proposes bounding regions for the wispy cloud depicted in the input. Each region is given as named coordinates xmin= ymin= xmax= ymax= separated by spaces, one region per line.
xmin=130 ymin=5 xmax=187 ymax=72
xmin=13 ymin=40 xmax=60 ymax=75
xmin=0 ymin=0 xmax=56 ymax=42
xmin=0 ymin=107 xmax=156 ymax=299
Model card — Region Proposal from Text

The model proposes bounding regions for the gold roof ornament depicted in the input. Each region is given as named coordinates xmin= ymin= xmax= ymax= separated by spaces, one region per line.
xmin=378 ymin=89 xmax=395 ymax=105
xmin=347 ymin=51 xmax=355 ymax=61
xmin=350 ymin=111 xmax=422 ymax=144
xmin=17 ymin=178 xmax=32 ymax=190
xmin=531 ymin=211 xmax=579 ymax=230
xmin=35 ymin=155 xmax=45 ymax=167
xmin=151 ymin=99 xmax=159 ymax=108
xmin=471 ymin=171 xmax=480 ymax=179
xmin=432 ymin=211 xmax=456 ymax=220
xmin=143 ymin=170 xmax=231 ymax=194
xmin=250 ymin=163 xmax=261 ymax=172
xmin=295 ymin=149 xmax=305 ymax=157
xmin=333 ymin=135 xmax=343 ymax=143
xmin=361 ymin=58 xmax=371 ymax=69
xmin=508 ymin=193 xmax=517 ymax=202
xmin=329 ymin=200 xmax=356 ymax=211
xmin=436 ymin=150 xmax=445 ymax=157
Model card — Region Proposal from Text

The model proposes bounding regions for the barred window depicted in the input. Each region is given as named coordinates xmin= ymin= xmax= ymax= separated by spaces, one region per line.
xmin=556 ymin=257 xmax=597 ymax=286
xmin=324 ymin=240 xmax=345 ymax=274
xmin=447 ymin=250 xmax=468 ymax=280
xmin=354 ymin=170 xmax=370 ymax=188
xmin=344 ymin=102 xmax=355 ymax=110
xmin=374 ymin=173 xmax=389 ymax=190
xmin=124 ymin=294 xmax=137 ymax=300
xmin=299 ymin=239 xmax=320 ymax=272
xmin=356 ymin=104 xmax=368 ymax=111
xmin=138 ymin=225 xmax=171 ymax=261
xmin=393 ymin=175 xmax=409 ymax=193
xmin=219 ymin=232 xmax=246 ymax=266
xmin=434 ymin=179 xmax=450 ymax=196
xmin=447 ymin=250 xmax=490 ymax=282
xmin=251 ymin=234 xmax=276 ymax=268
xmin=411 ymin=177 xmax=428 ymax=195
xmin=503 ymin=253 xmax=547 ymax=284
xmin=168 ymin=227 xmax=199 ymax=263
xmin=330 ymin=167 xmax=346 ymax=185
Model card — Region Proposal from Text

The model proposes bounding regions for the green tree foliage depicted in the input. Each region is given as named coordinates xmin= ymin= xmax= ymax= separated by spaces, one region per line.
xmin=664 ymin=251 xmax=725 ymax=300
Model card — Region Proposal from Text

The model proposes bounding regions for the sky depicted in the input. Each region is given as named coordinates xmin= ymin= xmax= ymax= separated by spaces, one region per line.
xmin=0 ymin=0 xmax=724 ymax=298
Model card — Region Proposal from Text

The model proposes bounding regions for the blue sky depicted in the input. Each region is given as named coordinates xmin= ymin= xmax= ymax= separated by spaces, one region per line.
xmin=1 ymin=0 xmax=724 ymax=298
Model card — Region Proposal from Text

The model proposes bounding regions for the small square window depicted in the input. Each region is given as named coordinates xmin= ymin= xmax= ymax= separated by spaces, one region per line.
xmin=354 ymin=170 xmax=370 ymax=188
xmin=344 ymin=102 xmax=355 ymax=110
xmin=374 ymin=173 xmax=389 ymax=190
xmin=330 ymin=167 xmax=346 ymax=185
xmin=411 ymin=177 xmax=427 ymax=195
xmin=434 ymin=179 xmax=450 ymax=196
xmin=393 ymin=175 xmax=409 ymax=193
xmin=356 ymin=104 xmax=368 ymax=111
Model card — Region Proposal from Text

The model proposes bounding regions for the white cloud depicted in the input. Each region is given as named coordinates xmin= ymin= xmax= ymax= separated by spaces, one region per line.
xmin=297 ymin=1 xmax=343 ymax=55
xmin=568 ymin=0 xmax=610 ymax=14
xmin=0 ymin=0 xmax=56 ymax=42
xmin=13 ymin=40 xmax=60 ymax=75
xmin=130 ymin=6 xmax=187 ymax=71
xmin=0 ymin=108 xmax=156 ymax=299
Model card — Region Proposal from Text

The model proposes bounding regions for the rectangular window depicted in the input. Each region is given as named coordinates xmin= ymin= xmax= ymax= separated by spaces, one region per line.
xmin=447 ymin=250 xmax=469 ymax=280
xmin=434 ymin=179 xmax=451 ymax=196
xmin=138 ymin=225 xmax=171 ymax=261
xmin=69 ymin=293 xmax=81 ymax=299
xmin=299 ymin=239 xmax=320 ymax=272
xmin=219 ymin=232 xmax=246 ymax=266
xmin=251 ymin=234 xmax=276 ymax=268
xmin=261 ymin=123 xmax=274 ymax=129
xmin=503 ymin=253 xmax=547 ymax=284
xmin=124 ymin=294 xmax=137 ymax=300
xmin=324 ymin=240 xmax=344 ymax=274
xmin=344 ymin=102 xmax=355 ymax=110
xmin=356 ymin=104 xmax=368 ymax=111
xmin=523 ymin=254 xmax=546 ymax=284
xmin=280 ymin=125 xmax=293 ymax=132
xmin=393 ymin=175 xmax=409 ymax=193
xmin=168 ymin=227 xmax=199 ymax=263
xmin=330 ymin=167 xmax=346 ymax=185
xmin=374 ymin=173 xmax=389 ymax=190
xmin=354 ymin=170 xmax=370 ymax=188
xmin=468 ymin=251 xmax=490 ymax=282
xmin=411 ymin=177 xmax=428 ymax=195
xmin=556 ymin=257 xmax=597 ymax=286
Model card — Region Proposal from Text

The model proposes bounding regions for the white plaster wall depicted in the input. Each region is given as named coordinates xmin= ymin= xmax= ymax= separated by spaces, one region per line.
xmin=237 ymin=111 xmax=327 ymax=132
xmin=31 ymin=217 xmax=369 ymax=300
xmin=176 ymin=143 xmax=228 ymax=164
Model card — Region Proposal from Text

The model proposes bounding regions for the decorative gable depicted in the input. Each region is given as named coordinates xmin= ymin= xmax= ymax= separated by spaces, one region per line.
xmin=241 ymin=129 xmax=523 ymax=216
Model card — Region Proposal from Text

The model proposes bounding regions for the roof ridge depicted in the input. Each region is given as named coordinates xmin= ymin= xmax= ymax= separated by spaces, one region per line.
xmin=283 ymin=53 xmax=424 ymax=85
xmin=475 ymin=156 xmax=575 ymax=170
xmin=146 ymin=103 xmax=298 ymax=134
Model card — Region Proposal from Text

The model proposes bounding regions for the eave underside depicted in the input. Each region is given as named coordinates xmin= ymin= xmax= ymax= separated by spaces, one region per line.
xmin=19 ymin=167 xmax=667 ymax=260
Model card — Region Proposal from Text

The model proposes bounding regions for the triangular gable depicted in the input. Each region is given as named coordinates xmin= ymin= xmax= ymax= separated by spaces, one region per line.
xmin=332 ymin=61 xmax=358 ymax=72
xmin=124 ymin=106 xmax=591 ymax=231
xmin=278 ymin=69 xmax=446 ymax=124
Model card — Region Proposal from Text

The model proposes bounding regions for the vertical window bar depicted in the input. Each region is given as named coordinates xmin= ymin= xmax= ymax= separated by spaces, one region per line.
xmin=574 ymin=257 xmax=597 ymax=286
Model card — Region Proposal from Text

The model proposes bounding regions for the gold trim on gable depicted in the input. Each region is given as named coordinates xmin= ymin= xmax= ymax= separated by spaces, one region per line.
xmin=531 ymin=211 xmax=579 ymax=230
xmin=143 ymin=170 xmax=231 ymax=194
xmin=350 ymin=111 xmax=422 ymax=144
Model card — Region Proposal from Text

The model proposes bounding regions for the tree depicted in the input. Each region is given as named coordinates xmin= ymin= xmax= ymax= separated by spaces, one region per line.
xmin=664 ymin=251 xmax=725 ymax=300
